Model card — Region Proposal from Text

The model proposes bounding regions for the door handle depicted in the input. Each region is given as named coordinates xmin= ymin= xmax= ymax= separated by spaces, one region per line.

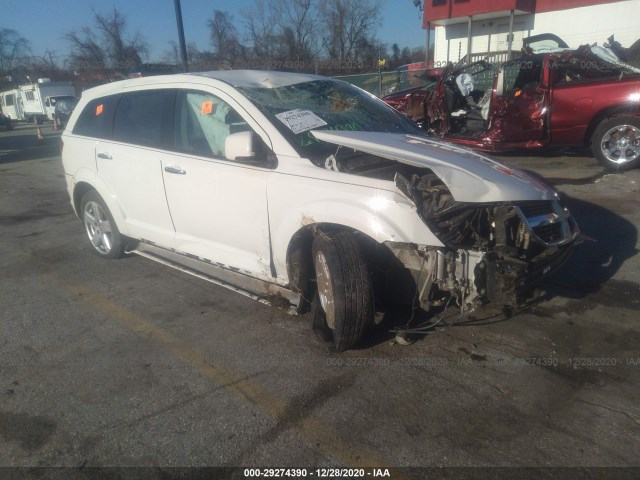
xmin=97 ymin=152 xmax=112 ymax=160
xmin=164 ymin=166 xmax=186 ymax=175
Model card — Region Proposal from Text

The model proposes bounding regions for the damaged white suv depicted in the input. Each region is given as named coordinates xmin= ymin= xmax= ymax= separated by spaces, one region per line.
xmin=62 ymin=70 xmax=579 ymax=351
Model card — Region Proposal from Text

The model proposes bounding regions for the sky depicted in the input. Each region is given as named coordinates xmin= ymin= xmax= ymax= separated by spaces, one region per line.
xmin=2 ymin=0 xmax=428 ymax=64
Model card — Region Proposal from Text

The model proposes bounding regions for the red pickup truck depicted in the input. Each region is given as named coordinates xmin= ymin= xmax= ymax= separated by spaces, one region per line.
xmin=396 ymin=35 xmax=640 ymax=170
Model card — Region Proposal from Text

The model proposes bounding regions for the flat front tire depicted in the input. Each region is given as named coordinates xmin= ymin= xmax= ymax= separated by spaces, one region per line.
xmin=592 ymin=116 xmax=640 ymax=170
xmin=312 ymin=231 xmax=373 ymax=352
xmin=80 ymin=190 xmax=125 ymax=259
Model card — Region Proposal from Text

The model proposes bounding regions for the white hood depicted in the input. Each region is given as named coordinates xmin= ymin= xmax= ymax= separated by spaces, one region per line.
xmin=311 ymin=131 xmax=557 ymax=203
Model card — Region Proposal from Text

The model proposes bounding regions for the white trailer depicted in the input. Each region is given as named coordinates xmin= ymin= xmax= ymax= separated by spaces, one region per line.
xmin=0 ymin=89 xmax=25 ymax=121
xmin=19 ymin=79 xmax=75 ymax=124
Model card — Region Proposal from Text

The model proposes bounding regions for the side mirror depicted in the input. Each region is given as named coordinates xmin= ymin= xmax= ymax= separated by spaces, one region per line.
xmin=225 ymin=131 xmax=255 ymax=162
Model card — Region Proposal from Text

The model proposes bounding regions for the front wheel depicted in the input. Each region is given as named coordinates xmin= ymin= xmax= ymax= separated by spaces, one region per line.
xmin=80 ymin=190 xmax=126 ymax=259
xmin=312 ymin=231 xmax=373 ymax=352
xmin=592 ymin=116 xmax=640 ymax=170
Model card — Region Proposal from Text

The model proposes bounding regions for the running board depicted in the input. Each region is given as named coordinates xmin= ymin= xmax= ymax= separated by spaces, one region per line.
xmin=130 ymin=243 xmax=301 ymax=312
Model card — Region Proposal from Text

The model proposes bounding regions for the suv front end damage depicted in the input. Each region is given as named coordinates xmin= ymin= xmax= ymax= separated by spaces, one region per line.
xmin=392 ymin=171 xmax=579 ymax=309
xmin=309 ymin=131 xmax=580 ymax=312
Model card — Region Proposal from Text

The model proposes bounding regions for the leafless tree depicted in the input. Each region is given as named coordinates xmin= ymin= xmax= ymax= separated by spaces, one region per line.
xmin=241 ymin=0 xmax=321 ymax=64
xmin=269 ymin=0 xmax=321 ymax=61
xmin=208 ymin=10 xmax=239 ymax=60
xmin=241 ymin=0 xmax=277 ymax=60
xmin=65 ymin=7 xmax=148 ymax=72
xmin=64 ymin=27 xmax=107 ymax=71
xmin=320 ymin=0 xmax=382 ymax=62
xmin=0 ymin=28 xmax=31 ymax=75
xmin=162 ymin=40 xmax=181 ymax=65
xmin=94 ymin=7 xmax=148 ymax=69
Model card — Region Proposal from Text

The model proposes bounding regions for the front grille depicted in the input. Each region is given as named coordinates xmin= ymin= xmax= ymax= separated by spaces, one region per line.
xmin=518 ymin=201 xmax=554 ymax=218
xmin=533 ymin=223 xmax=565 ymax=243
xmin=515 ymin=200 xmax=578 ymax=247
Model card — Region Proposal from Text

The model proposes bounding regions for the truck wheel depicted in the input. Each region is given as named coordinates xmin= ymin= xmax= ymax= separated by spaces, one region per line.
xmin=592 ymin=116 xmax=640 ymax=170
xmin=312 ymin=231 xmax=373 ymax=352
xmin=35 ymin=116 xmax=43 ymax=125
xmin=80 ymin=190 xmax=126 ymax=259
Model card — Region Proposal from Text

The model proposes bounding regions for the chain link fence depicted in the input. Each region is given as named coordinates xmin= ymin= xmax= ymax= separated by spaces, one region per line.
xmin=334 ymin=69 xmax=434 ymax=98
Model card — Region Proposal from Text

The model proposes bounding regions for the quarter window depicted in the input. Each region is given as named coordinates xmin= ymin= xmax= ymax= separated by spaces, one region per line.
xmin=72 ymin=95 xmax=119 ymax=139
xmin=5 ymin=94 xmax=14 ymax=106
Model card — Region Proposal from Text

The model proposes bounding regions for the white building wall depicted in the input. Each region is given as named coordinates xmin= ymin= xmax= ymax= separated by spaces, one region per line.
xmin=432 ymin=0 xmax=639 ymax=64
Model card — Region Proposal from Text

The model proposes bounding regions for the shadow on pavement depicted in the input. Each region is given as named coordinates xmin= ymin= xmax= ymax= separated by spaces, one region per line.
xmin=357 ymin=193 xmax=639 ymax=349
xmin=541 ymin=194 xmax=639 ymax=301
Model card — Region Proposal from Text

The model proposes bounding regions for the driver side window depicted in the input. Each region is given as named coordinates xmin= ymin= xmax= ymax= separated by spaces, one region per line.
xmin=174 ymin=90 xmax=250 ymax=158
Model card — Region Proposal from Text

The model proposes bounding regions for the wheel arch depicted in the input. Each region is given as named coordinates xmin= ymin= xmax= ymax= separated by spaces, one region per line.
xmin=584 ymin=104 xmax=640 ymax=147
xmin=72 ymin=181 xmax=94 ymax=217
xmin=285 ymin=222 xmax=381 ymax=296
xmin=71 ymin=176 xmax=128 ymax=236
xmin=272 ymin=200 xmax=440 ymax=287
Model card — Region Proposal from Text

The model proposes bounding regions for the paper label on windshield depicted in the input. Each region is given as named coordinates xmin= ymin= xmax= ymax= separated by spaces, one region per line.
xmin=275 ymin=109 xmax=327 ymax=134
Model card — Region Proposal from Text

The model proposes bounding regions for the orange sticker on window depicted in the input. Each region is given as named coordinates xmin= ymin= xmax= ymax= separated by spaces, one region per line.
xmin=96 ymin=104 xmax=104 ymax=116
xmin=201 ymin=101 xmax=213 ymax=114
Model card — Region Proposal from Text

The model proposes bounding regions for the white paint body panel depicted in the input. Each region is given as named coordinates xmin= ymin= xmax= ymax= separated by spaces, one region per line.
xmin=95 ymin=139 xmax=176 ymax=247
xmin=162 ymin=152 xmax=272 ymax=276
xmin=62 ymin=71 xmax=560 ymax=288
xmin=310 ymin=131 xmax=557 ymax=203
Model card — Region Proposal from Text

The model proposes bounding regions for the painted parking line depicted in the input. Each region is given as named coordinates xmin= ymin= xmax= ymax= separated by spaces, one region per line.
xmin=56 ymin=278 xmax=393 ymax=469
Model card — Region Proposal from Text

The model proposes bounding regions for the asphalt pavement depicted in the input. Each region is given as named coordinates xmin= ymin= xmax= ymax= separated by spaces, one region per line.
xmin=1 ymin=122 xmax=639 ymax=478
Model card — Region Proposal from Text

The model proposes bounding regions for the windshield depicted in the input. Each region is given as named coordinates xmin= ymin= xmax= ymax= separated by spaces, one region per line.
xmin=238 ymin=79 xmax=424 ymax=159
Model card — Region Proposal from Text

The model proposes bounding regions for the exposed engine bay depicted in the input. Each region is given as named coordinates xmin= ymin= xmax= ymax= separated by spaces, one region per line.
xmin=320 ymin=148 xmax=579 ymax=310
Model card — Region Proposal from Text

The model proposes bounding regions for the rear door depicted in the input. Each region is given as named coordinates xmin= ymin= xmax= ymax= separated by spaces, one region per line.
xmin=94 ymin=89 xmax=177 ymax=248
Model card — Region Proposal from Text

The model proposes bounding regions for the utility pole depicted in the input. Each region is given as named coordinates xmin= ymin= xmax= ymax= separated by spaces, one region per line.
xmin=174 ymin=0 xmax=189 ymax=72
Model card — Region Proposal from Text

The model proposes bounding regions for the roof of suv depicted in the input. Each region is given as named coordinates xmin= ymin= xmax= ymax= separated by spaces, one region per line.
xmin=78 ymin=70 xmax=327 ymax=100
xmin=189 ymin=70 xmax=325 ymax=88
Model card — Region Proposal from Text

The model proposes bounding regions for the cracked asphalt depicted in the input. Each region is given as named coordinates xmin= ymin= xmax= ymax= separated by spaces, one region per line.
xmin=1 ymin=122 xmax=639 ymax=478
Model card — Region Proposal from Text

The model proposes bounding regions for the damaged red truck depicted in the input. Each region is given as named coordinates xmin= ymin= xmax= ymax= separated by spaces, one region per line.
xmin=387 ymin=35 xmax=640 ymax=170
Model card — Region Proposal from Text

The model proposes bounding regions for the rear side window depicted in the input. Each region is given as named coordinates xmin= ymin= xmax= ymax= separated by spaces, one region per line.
xmin=113 ymin=89 xmax=175 ymax=148
xmin=5 ymin=94 xmax=14 ymax=106
xmin=73 ymin=95 xmax=119 ymax=139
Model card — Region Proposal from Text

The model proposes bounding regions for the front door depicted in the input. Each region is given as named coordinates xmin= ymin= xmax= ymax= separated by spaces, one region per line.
xmin=491 ymin=57 xmax=550 ymax=143
xmin=161 ymin=89 xmax=273 ymax=277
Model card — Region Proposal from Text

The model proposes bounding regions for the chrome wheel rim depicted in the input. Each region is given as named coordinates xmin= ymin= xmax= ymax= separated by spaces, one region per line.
xmin=83 ymin=201 xmax=113 ymax=255
xmin=600 ymin=124 xmax=640 ymax=165
xmin=315 ymin=251 xmax=335 ymax=329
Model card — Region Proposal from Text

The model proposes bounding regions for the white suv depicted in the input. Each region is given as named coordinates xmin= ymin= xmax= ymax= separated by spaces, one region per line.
xmin=61 ymin=70 xmax=579 ymax=351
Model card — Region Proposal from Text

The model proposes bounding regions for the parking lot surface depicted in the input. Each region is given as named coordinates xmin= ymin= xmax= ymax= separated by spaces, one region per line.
xmin=1 ymin=123 xmax=639 ymax=475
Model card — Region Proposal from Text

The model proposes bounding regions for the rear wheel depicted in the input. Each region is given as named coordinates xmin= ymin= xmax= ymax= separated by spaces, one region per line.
xmin=312 ymin=231 xmax=373 ymax=352
xmin=80 ymin=190 xmax=126 ymax=259
xmin=592 ymin=116 xmax=640 ymax=170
